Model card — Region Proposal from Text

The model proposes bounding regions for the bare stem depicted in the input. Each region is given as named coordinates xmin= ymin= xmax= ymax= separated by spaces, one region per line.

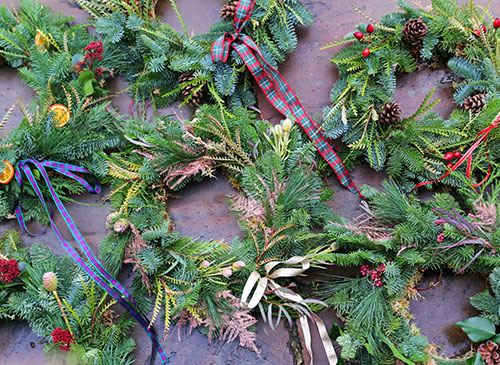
xmin=53 ymin=290 xmax=74 ymax=336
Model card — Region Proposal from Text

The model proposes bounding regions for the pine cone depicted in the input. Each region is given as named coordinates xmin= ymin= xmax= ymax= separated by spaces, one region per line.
xmin=379 ymin=102 xmax=402 ymax=125
xmin=463 ymin=93 xmax=486 ymax=113
xmin=220 ymin=0 xmax=239 ymax=20
xmin=178 ymin=71 xmax=203 ymax=106
xmin=403 ymin=19 xmax=428 ymax=46
xmin=479 ymin=340 xmax=500 ymax=365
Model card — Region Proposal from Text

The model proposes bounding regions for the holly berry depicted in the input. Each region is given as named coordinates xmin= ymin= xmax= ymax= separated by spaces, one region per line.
xmin=354 ymin=32 xmax=364 ymax=40
xmin=444 ymin=152 xmax=454 ymax=161
xmin=453 ymin=151 xmax=462 ymax=159
xmin=474 ymin=24 xmax=487 ymax=36
xmin=362 ymin=48 xmax=370 ymax=57
xmin=494 ymin=18 xmax=500 ymax=29
xmin=367 ymin=24 xmax=375 ymax=33
xmin=446 ymin=162 xmax=454 ymax=169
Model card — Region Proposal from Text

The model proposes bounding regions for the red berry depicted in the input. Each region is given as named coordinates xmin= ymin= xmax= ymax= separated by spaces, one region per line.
xmin=453 ymin=151 xmax=462 ymax=159
xmin=444 ymin=152 xmax=454 ymax=161
xmin=474 ymin=24 xmax=487 ymax=36
xmin=367 ymin=24 xmax=375 ymax=33
xmin=362 ymin=48 xmax=370 ymax=57
xmin=495 ymin=19 xmax=500 ymax=29
xmin=354 ymin=32 xmax=364 ymax=40
xmin=446 ymin=162 xmax=454 ymax=169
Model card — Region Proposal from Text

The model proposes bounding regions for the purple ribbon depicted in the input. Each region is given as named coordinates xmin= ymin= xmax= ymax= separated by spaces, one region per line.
xmin=15 ymin=159 xmax=168 ymax=364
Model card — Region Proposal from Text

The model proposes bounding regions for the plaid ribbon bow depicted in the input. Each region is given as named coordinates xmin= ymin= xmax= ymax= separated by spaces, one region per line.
xmin=211 ymin=0 xmax=362 ymax=197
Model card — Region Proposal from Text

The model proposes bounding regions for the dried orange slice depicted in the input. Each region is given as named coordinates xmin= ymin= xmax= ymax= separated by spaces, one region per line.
xmin=49 ymin=104 xmax=70 ymax=127
xmin=0 ymin=161 xmax=14 ymax=185
xmin=34 ymin=31 xmax=49 ymax=51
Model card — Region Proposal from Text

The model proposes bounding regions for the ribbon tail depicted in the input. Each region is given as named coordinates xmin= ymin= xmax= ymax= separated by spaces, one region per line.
xmin=14 ymin=160 xmax=169 ymax=364
xmin=312 ymin=313 xmax=338 ymax=365
xmin=232 ymin=40 xmax=362 ymax=197
xmin=299 ymin=315 xmax=314 ymax=365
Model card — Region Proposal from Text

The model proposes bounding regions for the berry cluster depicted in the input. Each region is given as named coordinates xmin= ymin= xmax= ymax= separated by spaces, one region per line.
xmin=73 ymin=40 xmax=104 ymax=77
xmin=444 ymin=150 xmax=462 ymax=169
xmin=51 ymin=327 xmax=74 ymax=352
xmin=473 ymin=19 xmax=500 ymax=36
xmin=0 ymin=258 xmax=21 ymax=283
xmin=360 ymin=263 xmax=385 ymax=287
xmin=351 ymin=24 xmax=375 ymax=58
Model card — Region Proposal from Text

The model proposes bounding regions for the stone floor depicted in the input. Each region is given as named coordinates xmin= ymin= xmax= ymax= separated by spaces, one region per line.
xmin=0 ymin=0 xmax=498 ymax=364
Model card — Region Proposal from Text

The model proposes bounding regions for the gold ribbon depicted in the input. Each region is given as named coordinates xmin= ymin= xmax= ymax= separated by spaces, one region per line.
xmin=241 ymin=256 xmax=337 ymax=365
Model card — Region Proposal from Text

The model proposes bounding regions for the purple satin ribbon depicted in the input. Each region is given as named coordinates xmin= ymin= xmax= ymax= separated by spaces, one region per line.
xmin=14 ymin=159 xmax=169 ymax=364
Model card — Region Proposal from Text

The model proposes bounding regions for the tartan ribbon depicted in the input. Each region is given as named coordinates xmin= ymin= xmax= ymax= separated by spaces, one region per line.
xmin=14 ymin=159 xmax=168 ymax=365
xmin=211 ymin=0 xmax=362 ymax=197
xmin=412 ymin=115 xmax=499 ymax=192
xmin=241 ymin=256 xmax=338 ymax=365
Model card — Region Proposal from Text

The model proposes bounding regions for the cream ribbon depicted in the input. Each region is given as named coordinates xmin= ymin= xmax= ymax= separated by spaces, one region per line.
xmin=241 ymin=256 xmax=337 ymax=365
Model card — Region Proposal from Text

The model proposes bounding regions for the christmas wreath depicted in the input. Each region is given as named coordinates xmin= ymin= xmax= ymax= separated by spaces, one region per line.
xmin=322 ymin=0 xmax=500 ymax=191
xmin=0 ymin=1 xmax=340 ymax=364
xmin=74 ymin=0 xmax=313 ymax=108
xmin=1 ymin=1 xmax=500 ymax=365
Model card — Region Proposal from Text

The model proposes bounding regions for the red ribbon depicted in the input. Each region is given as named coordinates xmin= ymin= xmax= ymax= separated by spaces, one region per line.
xmin=412 ymin=115 xmax=499 ymax=192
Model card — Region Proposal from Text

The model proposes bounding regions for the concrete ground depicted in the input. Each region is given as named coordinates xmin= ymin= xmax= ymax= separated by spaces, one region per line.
xmin=0 ymin=0 xmax=497 ymax=364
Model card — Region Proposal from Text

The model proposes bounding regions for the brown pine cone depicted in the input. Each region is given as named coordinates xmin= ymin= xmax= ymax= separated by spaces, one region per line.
xmin=379 ymin=102 xmax=402 ymax=125
xmin=403 ymin=19 xmax=428 ymax=46
xmin=478 ymin=340 xmax=500 ymax=365
xmin=178 ymin=71 xmax=203 ymax=106
xmin=463 ymin=93 xmax=486 ymax=113
xmin=220 ymin=0 xmax=239 ymax=20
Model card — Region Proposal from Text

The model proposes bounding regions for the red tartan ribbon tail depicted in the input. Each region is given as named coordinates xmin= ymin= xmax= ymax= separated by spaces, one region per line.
xmin=211 ymin=0 xmax=363 ymax=197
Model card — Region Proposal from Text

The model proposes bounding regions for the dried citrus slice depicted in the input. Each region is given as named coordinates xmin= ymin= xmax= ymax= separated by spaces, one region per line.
xmin=0 ymin=160 xmax=14 ymax=185
xmin=34 ymin=31 xmax=49 ymax=51
xmin=49 ymin=104 xmax=70 ymax=127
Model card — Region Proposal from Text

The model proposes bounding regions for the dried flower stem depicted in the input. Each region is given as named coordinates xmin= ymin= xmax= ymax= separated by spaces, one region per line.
xmin=53 ymin=290 xmax=74 ymax=336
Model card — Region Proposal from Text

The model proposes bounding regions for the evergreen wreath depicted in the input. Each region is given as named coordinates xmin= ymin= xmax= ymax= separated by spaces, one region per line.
xmin=75 ymin=0 xmax=313 ymax=108
xmin=1 ymin=1 xmax=500 ymax=365
xmin=322 ymin=0 xmax=500 ymax=191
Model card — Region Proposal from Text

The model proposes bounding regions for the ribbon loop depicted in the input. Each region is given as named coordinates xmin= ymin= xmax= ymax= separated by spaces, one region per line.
xmin=14 ymin=159 xmax=169 ymax=364
xmin=211 ymin=0 xmax=362 ymax=197
xmin=240 ymin=257 xmax=337 ymax=365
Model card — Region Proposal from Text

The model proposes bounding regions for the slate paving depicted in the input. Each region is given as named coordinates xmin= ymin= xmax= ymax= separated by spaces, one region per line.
xmin=0 ymin=0 xmax=498 ymax=364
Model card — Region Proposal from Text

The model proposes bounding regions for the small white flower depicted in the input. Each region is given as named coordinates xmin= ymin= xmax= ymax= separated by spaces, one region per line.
xmin=282 ymin=118 xmax=293 ymax=132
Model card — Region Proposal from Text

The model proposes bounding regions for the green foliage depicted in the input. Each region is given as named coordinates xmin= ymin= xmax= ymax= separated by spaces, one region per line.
xmin=0 ymin=233 xmax=135 ymax=363
xmin=0 ymin=88 xmax=123 ymax=224
xmin=471 ymin=268 xmax=500 ymax=325
xmin=323 ymin=0 xmax=500 ymax=190
xmin=92 ymin=0 xmax=312 ymax=108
